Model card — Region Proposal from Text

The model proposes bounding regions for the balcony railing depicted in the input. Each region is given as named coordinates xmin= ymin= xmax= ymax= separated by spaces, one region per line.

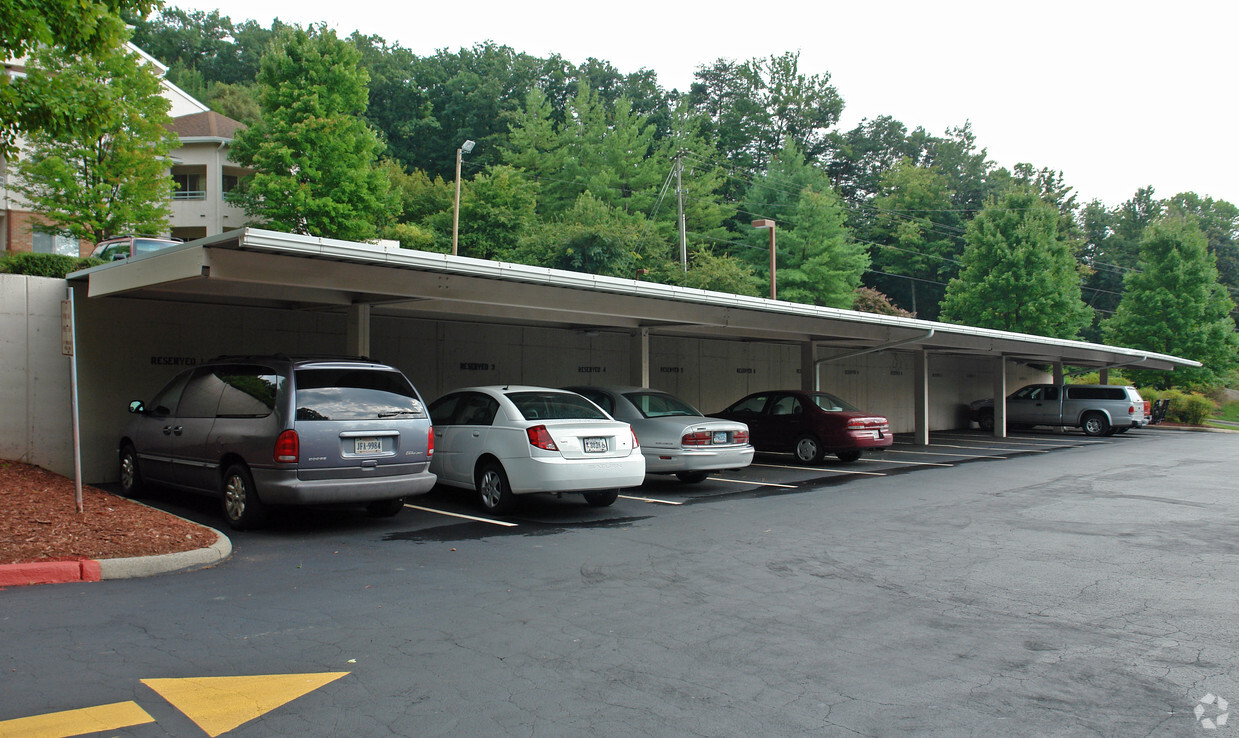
xmin=172 ymin=190 xmax=207 ymax=201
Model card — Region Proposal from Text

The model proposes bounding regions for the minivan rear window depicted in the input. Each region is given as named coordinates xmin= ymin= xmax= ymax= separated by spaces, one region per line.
xmin=294 ymin=368 xmax=424 ymax=421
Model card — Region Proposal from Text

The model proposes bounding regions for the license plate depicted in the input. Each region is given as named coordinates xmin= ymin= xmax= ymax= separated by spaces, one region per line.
xmin=712 ymin=431 xmax=729 ymax=444
xmin=355 ymin=438 xmax=382 ymax=454
xmin=583 ymin=437 xmax=608 ymax=453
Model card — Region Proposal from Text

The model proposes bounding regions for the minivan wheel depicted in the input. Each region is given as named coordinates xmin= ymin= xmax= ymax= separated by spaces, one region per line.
xmin=794 ymin=434 xmax=824 ymax=464
xmin=119 ymin=444 xmax=143 ymax=497
xmin=222 ymin=463 xmax=267 ymax=530
xmin=583 ymin=489 xmax=620 ymax=507
xmin=366 ymin=498 xmax=406 ymax=517
xmin=477 ymin=462 xmax=515 ymax=514
xmin=1081 ymin=412 xmax=1110 ymax=437
xmin=835 ymin=450 xmax=862 ymax=463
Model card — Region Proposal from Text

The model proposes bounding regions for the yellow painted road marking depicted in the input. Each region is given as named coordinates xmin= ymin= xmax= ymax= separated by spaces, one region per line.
xmin=404 ymin=503 xmax=518 ymax=527
xmin=142 ymin=672 xmax=349 ymax=738
xmin=619 ymin=494 xmax=684 ymax=505
xmin=0 ymin=701 xmax=153 ymax=737
xmin=753 ymin=463 xmax=886 ymax=476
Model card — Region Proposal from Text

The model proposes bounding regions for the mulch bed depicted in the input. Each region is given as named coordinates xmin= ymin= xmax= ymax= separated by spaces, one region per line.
xmin=0 ymin=460 xmax=217 ymax=565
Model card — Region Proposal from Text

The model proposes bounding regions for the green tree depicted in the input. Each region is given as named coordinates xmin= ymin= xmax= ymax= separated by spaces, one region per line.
xmin=13 ymin=43 xmax=175 ymax=243
xmin=825 ymin=115 xmax=928 ymax=206
xmin=1164 ymin=192 xmax=1239 ymax=307
xmin=1103 ymin=216 xmax=1239 ymax=389
xmin=739 ymin=141 xmax=866 ymax=307
xmin=514 ymin=193 xmax=648 ymax=277
xmin=421 ymin=165 xmax=538 ymax=259
xmin=940 ymin=188 xmax=1092 ymax=338
xmin=688 ymin=51 xmax=843 ymax=194
xmin=229 ymin=26 xmax=397 ymax=241
xmin=2 ymin=0 xmax=157 ymax=157
xmin=778 ymin=188 xmax=868 ymax=307
xmin=124 ymin=8 xmax=274 ymax=87
xmin=865 ymin=159 xmax=962 ymax=318
xmin=1080 ymin=186 xmax=1162 ymax=336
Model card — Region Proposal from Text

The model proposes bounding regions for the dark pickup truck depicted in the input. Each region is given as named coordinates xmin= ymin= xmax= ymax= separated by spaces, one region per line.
xmin=969 ymin=384 xmax=1149 ymax=436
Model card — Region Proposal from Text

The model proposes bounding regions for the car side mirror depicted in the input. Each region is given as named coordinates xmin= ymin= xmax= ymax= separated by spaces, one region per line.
xmin=128 ymin=400 xmax=145 ymax=414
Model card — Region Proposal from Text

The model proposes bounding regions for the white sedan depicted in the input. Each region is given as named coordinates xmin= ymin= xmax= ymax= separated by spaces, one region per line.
xmin=565 ymin=386 xmax=753 ymax=483
xmin=428 ymin=386 xmax=646 ymax=512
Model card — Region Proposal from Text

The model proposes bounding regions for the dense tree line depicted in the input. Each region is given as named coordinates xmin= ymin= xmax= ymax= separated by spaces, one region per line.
xmin=16 ymin=7 xmax=1236 ymax=388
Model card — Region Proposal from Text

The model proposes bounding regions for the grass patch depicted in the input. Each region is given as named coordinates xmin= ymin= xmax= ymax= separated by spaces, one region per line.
xmin=1211 ymin=401 xmax=1239 ymax=423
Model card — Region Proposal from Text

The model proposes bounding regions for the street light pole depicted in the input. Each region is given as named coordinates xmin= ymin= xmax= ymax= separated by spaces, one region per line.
xmin=451 ymin=139 xmax=475 ymax=256
xmin=752 ymin=219 xmax=776 ymax=300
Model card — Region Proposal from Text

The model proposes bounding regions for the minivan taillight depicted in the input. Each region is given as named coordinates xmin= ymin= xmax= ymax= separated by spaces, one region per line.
xmin=527 ymin=425 xmax=559 ymax=451
xmin=427 ymin=425 xmax=434 ymax=457
xmin=274 ymin=429 xmax=299 ymax=463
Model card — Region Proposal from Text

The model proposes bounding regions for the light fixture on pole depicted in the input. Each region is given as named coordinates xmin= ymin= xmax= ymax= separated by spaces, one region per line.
xmin=752 ymin=219 xmax=777 ymax=300
xmin=452 ymin=139 xmax=476 ymax=256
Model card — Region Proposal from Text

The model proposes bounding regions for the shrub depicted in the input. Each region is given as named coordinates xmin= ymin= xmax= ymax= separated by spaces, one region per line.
xmin=1175 ymin=393 xmax=1215 ymax=425
xmin=1144 ymin=388 xmax=1215 ymax=424
xmin=0 ymin=252 xmax=103 ymax=278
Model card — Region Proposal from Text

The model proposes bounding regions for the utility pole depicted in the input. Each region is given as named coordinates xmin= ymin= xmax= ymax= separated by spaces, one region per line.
xmin=675 ymin=153 xmax=687 ymax=272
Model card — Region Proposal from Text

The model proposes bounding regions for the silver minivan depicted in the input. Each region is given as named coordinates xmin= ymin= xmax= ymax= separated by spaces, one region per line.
xmin=118 ymin=356 xmax=436 ymax=529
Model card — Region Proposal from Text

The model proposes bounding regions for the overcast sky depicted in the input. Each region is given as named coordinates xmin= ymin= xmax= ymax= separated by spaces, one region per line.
xmin=179 ymin=0 xmax=1236 ymax=208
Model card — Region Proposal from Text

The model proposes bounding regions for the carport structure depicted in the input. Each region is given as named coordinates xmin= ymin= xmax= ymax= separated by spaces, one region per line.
xmin=69 ymin=228 xmax=1197 ymax=452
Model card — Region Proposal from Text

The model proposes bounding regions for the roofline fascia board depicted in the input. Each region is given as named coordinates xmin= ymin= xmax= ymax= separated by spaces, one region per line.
xmin=78 ymin=227 xmax=1196 ymax=371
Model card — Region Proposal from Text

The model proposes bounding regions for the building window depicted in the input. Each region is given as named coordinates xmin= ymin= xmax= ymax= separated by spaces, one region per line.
xmin=222 ymin=174 xmax=239 ymax=193
xmin=32 ymin=230 xmax=78 ymax=256
xmin=172 ymin=172 xmax=206 ymax=200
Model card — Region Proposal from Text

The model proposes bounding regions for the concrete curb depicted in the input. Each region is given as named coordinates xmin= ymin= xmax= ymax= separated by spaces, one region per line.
xmin=0 ymin=527 xmax=231 ymax=588
xmin=98 ymin=526 xmax=232 ymax=580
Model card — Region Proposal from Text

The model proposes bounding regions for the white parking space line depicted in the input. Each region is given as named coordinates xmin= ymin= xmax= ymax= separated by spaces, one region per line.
xmin=883 ymin=449 xmax=1008 ymax=460
xmin=403 ymin=504 xmax=518 ymax=527
xmin=933 ymin=433 xmax=1105 ymax=447
xmin=709 ymin=477 xmax=801 ymax=489
xmin=893 ymin=441 xmax=1047 ymax=453
xmin=619 ymin=494 xmax=684 ymax=505
xmin=753 ymin=463 xmax=887 ymax=476
xmin=856 ymin=457 xmax=955 ymax=467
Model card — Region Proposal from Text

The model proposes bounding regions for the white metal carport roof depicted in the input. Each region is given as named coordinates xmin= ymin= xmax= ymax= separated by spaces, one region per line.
xmin=67 ymin=227 xmax=1200 ymax=375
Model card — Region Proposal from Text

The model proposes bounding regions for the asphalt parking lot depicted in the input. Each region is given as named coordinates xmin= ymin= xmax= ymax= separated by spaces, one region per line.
xmin=3 ymin=426 xmax=1237 ymax=737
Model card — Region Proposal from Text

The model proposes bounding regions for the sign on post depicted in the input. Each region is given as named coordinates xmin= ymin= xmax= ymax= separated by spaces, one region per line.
xmin=61 ymin=300 xmax=73 ymax=356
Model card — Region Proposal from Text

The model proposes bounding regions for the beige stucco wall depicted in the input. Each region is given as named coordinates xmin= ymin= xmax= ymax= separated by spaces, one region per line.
xmin=0 ymin=274 xmax=75 ymax=474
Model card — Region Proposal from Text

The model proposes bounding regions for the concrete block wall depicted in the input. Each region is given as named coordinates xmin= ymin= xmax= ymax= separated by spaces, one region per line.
xmin=0 ymin=275 xmax=75 ymax=475
xmin=8 ymin=292 xmax=1053 ymax=483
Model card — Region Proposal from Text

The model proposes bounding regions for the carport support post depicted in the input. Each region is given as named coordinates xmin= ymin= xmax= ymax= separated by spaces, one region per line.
xmin=992 ymin=355 xmax=1007 ymax=438
xmin=913 ymin=349 xmax=930 ymax=446
xmin=347 ymin=303 xmax=371 ymax=358
xmin=1053 ymin=361 xmax=1064 ymax=386
xmin=631 ymin=328 xmax=650 ymax=387
xmin=1099 ymin=367 xmax=1109 ymax=385
xmin=801 ymin=342 xmax=816 ymax=392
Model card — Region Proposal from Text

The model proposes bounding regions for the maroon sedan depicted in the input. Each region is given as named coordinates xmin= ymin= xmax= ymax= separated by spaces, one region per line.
xmin=711 ymin=390 xmax=892 ymax=464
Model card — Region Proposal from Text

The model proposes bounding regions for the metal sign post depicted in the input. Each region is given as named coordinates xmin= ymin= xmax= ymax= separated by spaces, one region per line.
xmin=63 ymin=290 xmax=83 ymax=513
